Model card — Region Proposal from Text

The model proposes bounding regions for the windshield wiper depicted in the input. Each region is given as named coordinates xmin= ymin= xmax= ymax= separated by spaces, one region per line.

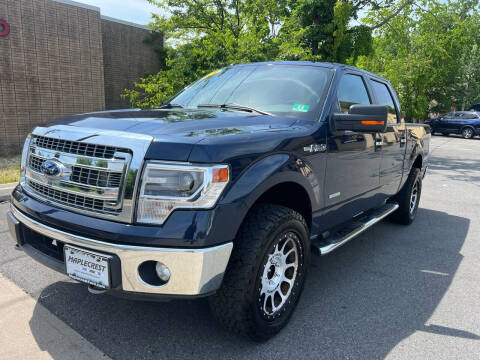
xmin=157 ymin=103 xmax=185 ymax=109
xmin=197 ymin=103 xmax=273 ymax=116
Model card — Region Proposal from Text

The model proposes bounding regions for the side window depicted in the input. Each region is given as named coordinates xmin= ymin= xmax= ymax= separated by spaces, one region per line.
xmin=337 ymin=74 xmax=371 ymax=113
xmin=464 ymin=113 xmax=478 ymax=119
xmin=442 ymin=113 xmax=454 ymax=119
xmin=450 ymin=112 xmax=461 ymax=120
xmin=371 ymin=80 xmax=398 ymax=124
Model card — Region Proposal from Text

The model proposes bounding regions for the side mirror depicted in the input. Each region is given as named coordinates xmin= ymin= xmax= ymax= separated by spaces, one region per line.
xmin=333 ymin=105 xmax=388 ymax=133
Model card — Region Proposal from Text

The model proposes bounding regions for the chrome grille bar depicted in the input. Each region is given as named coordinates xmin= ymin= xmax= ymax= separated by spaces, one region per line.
xmin=33 ymin=135 xmax=129 ymax=159
xmin=27 ymin=180 xmax=121 ymax=214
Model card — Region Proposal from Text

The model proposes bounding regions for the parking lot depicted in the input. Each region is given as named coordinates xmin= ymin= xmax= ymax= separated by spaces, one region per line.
xmin=1 ymin=135 xmax=479 ymax=360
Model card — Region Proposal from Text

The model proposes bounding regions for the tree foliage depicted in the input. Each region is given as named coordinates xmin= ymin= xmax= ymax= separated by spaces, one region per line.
xmin=358 ymin=0 xmax=480 ymax=120
xmin=124 ymin=0 xmax=480 ymax=122
xmin=124 ymin=0 xmax=390 ymax=107
xmin=123 ymin=0 xmax=288 ymax=107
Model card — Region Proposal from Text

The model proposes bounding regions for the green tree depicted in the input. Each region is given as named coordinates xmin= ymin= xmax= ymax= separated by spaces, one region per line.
xmin=358 ymin=0 xmax=480 ymax=120
xmin=123 ymin=0 xmax=287 ymax=107
xmin=125 ymin=0 xmax=411 ymax=107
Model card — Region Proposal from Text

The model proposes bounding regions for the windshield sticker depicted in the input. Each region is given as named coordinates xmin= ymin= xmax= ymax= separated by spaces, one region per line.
xmin=292 ymin=103 xmax=310 ymax=112
xmin=202 ymin=69 xmax=221 ymax=79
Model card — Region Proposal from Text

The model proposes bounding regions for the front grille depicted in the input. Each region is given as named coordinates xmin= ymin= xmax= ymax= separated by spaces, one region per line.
xmin=28 ymin=180 xmax=121 ymax=214
xmin=24 ymin=127 xmax=149 ymax=223
xmin=33 ymin=135 xmax=128 ymax=159
xmin=22 ymin=225 xmax=65 ymax=263
xmin=29 ymin=154 xmax=122 ymax=188
xmin=29 ymin=154 xmax=44 ymax=173
xmin=71 ymin=166 xmax=122 ymax=188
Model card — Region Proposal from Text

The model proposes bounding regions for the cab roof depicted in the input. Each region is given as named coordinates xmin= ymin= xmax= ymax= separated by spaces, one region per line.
xmin=234 ymin=61 xmax=387 ymax=82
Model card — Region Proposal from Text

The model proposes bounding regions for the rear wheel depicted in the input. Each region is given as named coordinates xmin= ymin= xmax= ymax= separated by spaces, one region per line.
xmin=462 ymin=127 xmax=475 ymax=139
xmin=390 ymin=168 xmax=422 ymax=225
xmin=209 ymin=204 xmax=310 ymax=341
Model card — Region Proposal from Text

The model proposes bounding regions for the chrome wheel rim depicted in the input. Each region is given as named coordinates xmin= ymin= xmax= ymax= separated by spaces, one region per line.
xmin=464 ymin=128 xmax=473 ymax=138
xmin=259 ymin=232 xmax=299 ymax=317
xmin=410 ymin=181 xmax=419 ymax=214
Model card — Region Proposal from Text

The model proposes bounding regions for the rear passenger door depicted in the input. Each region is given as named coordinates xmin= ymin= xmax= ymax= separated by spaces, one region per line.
xmin=445 ymin=112 xmax=462 ymax=133
xmin=370 ymin=79 xmax=407 ymax=196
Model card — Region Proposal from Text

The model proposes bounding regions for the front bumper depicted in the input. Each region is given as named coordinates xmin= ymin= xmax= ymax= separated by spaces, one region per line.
xmin=8 ymin=204 xmax=233 ymax=297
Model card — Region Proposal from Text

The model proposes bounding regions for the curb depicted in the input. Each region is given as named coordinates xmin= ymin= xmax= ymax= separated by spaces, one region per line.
xmin=0 ymin=183 xmax=16 ymax=202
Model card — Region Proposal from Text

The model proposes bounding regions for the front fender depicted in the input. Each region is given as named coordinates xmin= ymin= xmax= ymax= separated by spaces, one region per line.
xmin=218 ymin=153 xmax=321 ymax=236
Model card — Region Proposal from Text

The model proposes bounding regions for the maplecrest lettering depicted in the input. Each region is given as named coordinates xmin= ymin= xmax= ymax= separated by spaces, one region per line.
xmin=68 ymin=256 xmax=106 ymax=272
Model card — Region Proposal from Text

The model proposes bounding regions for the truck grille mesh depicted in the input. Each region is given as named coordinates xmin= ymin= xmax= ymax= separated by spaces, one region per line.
xmin=33 ymin=135 xmax=128 ymax=159
xmin=71 ymin=166 xmax=122 ymax=188
xmin=27 ymin=180 xmax=120 ymax=213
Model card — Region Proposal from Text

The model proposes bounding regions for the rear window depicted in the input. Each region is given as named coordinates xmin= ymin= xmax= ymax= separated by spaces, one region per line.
xmin=461 ymin=113 xmax=479 ymax=119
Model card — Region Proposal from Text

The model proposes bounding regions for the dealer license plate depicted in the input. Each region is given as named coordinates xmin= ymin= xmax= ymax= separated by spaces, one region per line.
xmin=64 ymin=245 xmax=111 ymax=289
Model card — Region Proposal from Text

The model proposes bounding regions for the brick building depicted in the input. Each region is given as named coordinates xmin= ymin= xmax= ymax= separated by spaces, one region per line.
xmin=0 ymin=0 xmax=162 ymax=156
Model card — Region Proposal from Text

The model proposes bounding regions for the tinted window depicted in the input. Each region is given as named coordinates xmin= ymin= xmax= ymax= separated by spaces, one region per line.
xmin=337 ymin=74 xmax=371 ymax=113
xmin=171 ymin=65 xmax=333 ymax=120
xmin=371 ymin=80 xmax=398 ymax=123
xmin=442 ymin=113 xmax=455 ymax=119
xmin=461 ymin=112 xmax=479 ymax=119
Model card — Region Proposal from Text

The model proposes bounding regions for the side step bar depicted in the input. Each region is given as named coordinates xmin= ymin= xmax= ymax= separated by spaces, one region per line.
xmin=312 ymin=203 xmax=399 ymax=256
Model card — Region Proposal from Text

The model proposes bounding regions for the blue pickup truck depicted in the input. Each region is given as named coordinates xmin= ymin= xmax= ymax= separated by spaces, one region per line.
xmin=7 ymin=62 xmax=430 ymax=341
xmin=426 ymin=111 xmax=480 ymax=139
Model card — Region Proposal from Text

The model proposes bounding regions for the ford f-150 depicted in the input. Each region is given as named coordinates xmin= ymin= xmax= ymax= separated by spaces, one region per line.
xmin=7 ymin=62 xmax=430 ymax=341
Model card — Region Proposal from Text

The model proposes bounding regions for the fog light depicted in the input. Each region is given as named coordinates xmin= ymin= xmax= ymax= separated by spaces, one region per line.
xmin=155 ymin=262 xmax=171 ymax=282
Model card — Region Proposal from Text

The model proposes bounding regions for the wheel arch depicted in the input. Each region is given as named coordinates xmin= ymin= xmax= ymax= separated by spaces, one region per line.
xmin=251 ymin=181 xmax=313 ymax=230
xmin=461 ymin=125 xmax=475 ymax=136
xmin=412 ymin=154 xmax=423 ymax=170
xmin=219 ymin=154 xmax=319 ymax=240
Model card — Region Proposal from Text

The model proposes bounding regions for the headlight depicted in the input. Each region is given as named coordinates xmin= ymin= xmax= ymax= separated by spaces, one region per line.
xmin=136 ymin=162 xmax=230 ymax=225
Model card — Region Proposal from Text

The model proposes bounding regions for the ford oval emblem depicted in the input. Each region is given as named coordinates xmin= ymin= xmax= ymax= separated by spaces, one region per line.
xmin=41 ymin=160 xmax=63 ymax=177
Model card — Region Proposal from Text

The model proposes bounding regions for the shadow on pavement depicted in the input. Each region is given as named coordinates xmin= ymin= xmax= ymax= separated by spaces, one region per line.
xmin=429 ymin=156 xmax=480 ymax=183
xmin=30 ymin=208 xmax=474 ymax=359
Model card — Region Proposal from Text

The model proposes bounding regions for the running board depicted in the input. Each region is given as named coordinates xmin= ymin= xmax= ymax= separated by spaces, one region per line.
xmin=312 ymin=203 xmax=399 ymax=256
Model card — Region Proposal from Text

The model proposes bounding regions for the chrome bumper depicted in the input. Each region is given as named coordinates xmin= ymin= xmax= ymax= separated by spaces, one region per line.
xmin=8 ymin=205 xmax=233 ymax=296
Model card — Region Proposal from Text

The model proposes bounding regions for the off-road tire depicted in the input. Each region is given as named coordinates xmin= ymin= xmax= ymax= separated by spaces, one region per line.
xmin=390 ymin=168 xmax=422 ymax=225
xmin=209 ymin=204 xmax=310 ymax=341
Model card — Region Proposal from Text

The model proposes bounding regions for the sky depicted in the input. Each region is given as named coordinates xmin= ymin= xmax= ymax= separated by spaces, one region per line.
xmin=75 ymin=0 xmax=160 ymax=25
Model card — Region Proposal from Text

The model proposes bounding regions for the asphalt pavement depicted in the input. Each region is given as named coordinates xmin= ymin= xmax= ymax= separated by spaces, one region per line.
xmin=0 ymin=135 xmax=479 ymax=359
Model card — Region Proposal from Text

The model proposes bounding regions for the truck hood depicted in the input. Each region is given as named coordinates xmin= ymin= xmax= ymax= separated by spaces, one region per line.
xmin=48 ymin=109 xmax=311 ymax=162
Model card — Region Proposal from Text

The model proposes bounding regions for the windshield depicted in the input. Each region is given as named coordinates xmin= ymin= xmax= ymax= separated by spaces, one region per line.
xmin=169 ymin=64 xmax=333 ymax=120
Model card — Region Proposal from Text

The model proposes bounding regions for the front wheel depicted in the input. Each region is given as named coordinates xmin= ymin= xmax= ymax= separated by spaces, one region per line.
xmin=462 ymin=127 xmax=475 ymax=139
xmin=209 ymin=204 xmax=310 ymax=341
xmin=390 ymin=168 xmax=422 ymax=225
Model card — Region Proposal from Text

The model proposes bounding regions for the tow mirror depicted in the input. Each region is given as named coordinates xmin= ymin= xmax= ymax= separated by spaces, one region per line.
xmin=333 ymin=105 xmax=388 ymax=133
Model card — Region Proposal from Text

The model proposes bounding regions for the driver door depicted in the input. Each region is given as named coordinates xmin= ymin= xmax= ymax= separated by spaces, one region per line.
xmin=323 ymin=73 xmax=382 ymax=227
